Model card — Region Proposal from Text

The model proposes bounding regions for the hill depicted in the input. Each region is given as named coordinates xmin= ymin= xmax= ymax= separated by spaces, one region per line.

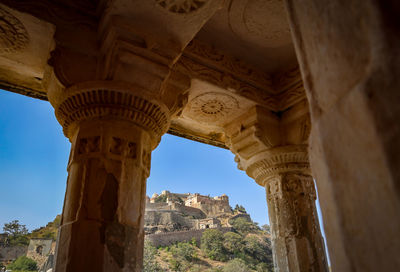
xmin=144 ymin=218 xmax=273 ymax=272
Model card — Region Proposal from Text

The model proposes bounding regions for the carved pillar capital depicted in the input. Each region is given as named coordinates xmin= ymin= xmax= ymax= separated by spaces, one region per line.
xmin=245 ymin=145 xmax=311 ymax=187
xmin=48 ymin=80 xmax=171 ymax=148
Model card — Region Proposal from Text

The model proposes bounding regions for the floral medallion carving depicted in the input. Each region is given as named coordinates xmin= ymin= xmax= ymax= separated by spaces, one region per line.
xmin=185 ymin=92 xmax=239 ymax=124
xmin=0 ymin=7 xmax=29 ymax=54
xmin=156 ymin=0 xmax=208 ymax=14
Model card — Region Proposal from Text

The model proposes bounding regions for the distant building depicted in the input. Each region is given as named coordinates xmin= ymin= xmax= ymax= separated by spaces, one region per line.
xmin=26 ymin=239 xmax=56 ymax=271
xmin=198 ymin=218 xmax=221 ymax=229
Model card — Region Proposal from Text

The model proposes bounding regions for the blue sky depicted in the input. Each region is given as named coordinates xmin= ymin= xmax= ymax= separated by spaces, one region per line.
xmin=0 ymin=90 xmax=269 ymax=231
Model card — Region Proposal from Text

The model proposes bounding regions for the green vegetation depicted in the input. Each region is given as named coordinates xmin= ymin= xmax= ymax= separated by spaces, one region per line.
xmin=143 ymin=241 xmax=163 ymax=272
xmin=2 ymin=216 xmax=60 ymax=247
xmin=30 ymin=215 xmax=60 ymax=240
xmin=3 ymin=220 xmax=29 ymax=246
xmin=168 ymin=242 xmax=198 ymax=271
xmin=233 ymin=204 xmax=247 ymax=214
xmin=201 ymin=229 xmax=227 ymax=261
xmin=222 ymin=258 xmax=249 ymax=272
xmin=7 ymin=256 xmax=37 ymax=271
xmin=144 ymin=217 xmax=273 ymax=271
xmin=154 ymin=194 xmax=168 ymax=203
xmin=231 ymin=217 xmax=259 ymax=236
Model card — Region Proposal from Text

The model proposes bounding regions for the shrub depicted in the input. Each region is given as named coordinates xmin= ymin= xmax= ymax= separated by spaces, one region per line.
xmin=256 ymin=262 xmax=272 ymax=272
xmin=7 ymin=256 xmax=37 ymax=271
xmin=231 ymin=218 xmax=258 ymax=235
xmin=143 ymin=241 xmax=162 ymax=272
xmin=222 ymin=258 xmax=250 ymax=272
xmin=242 ymin=234 xmax=273 ymax=268
xmin=170 ymin=242 xmax=197 ymax=261
xmin=201 ymin=229 xmax=227 ymax=261
xmin=223 ymin=232 xmax=243 ymax=257
xmin=168 ymin=242 xmax=197 ymax=272
xmin=154 ymin=194 xmax=168 ymax=203
xmin=233 ymin=205 xmax=247 ymax=214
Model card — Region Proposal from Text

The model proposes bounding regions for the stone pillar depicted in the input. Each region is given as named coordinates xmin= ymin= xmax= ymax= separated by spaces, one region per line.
xmin=226 ymin=106 xmax=328 ymax=272
xmin=51 ymin=81 xmax=170 ymax=272
xmin=246 ymin=146 xmax=328 ymax=272
xmin=284 ymin=1 xmax=400 ymax=271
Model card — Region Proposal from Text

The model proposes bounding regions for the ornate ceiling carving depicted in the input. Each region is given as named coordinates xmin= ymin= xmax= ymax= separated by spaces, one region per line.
xmin=185 ymin=92 xmax=239 ymax=125
xmin=0 ymin=7 xmax=29 ymax=54
xmin=156 ymin=0 xmax=209 ymax=14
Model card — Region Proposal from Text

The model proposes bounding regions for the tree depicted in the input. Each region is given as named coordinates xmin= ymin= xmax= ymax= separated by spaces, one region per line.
xmin=170 ymin=242 xmax=197 ymax=262
xmin=201 ymin=229 xmax=227 ymax=261
xmin=3 ymin=220 xmax=29 ymax=246
xmin=222 ymin=258 xmax=250 ymax=272
xmin=231 ymin=218 xmax=258 ymax=235
xmin=7 ymin=256 xmax=37 ymax=271
xmin=3 ymin=220 xmax=28 ymax=237
xmin=242 ymin=234 xmax=273 ymax=268
xmin=154 ymin=194 xmax=167 ymax=203
xmin=233 ymin=205 xmax=247 ymax=213
xmin=261 ymin=224 xmax=271 ymax=234
xmin=223 ymin=232 xmax=243 ymax=258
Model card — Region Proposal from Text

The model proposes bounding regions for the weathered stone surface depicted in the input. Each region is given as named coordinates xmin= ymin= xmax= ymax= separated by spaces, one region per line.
xmin=285 ymin=0 xmax=400 ymax=271
xmin=54 ymin=119 xmax=153 ymax=272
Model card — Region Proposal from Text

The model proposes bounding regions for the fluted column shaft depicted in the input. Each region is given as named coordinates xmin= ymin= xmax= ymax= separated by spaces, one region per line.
xmin=51 ymin=81 xmax=170 ymax=272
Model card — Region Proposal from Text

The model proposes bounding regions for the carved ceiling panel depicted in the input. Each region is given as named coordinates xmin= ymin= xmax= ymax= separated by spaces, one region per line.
xmin=185 ymin=92 xmax=239 ymax=125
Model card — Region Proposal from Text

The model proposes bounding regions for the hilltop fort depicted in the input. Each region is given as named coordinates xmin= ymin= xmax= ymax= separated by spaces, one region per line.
xmin=144 ymin=191 xmax=249 ymax=235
